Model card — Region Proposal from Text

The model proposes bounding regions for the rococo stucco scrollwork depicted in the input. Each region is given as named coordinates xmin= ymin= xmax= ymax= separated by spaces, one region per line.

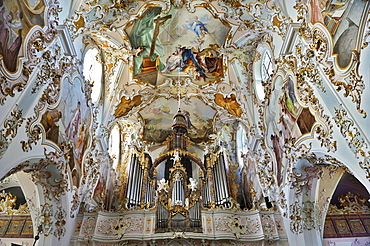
xmin=0 ymin=0 xmax=369 ymax=245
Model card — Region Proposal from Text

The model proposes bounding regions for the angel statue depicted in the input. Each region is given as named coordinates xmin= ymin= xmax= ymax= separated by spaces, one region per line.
xmin=171 ymin=150 xmax=181 ymax=163
xmin=188 ymin=177 xmax=198 ymax=191
xmin=157 ymin=178 xmax=169 ymax=192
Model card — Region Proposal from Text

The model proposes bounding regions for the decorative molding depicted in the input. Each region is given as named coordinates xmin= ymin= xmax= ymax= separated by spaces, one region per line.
xmin=289 ymin=201 xmax=302 ymax=234
xmin=362 ymin=15 xmax=370 ymax=49
xmin=64 ymin=1 xmax=140 ymax=40
xmin=0 ymin=105 xmax=25 ymax=159
xmin=54 ymin=206 xmax=66 ymax=240
xmin=0 ymin=191 xmax=29 ymax=215
xmin=21 ymin=45 xmax=78 ymax=152
xmin=70 ymin=188 xmax=80 ymax=218
xmin=327 ymin=192 xmax=370 ymax=215
xmin=40 ymin=203 xmax=53 ymax=237
xmin=294 ymin=45 xmax=336 ymax=152
xmin=22 ymin=148 xmax=70 ymax=201
xmin=113 ymin=217 xmax=143 ymax=239
xmin=333 ymin=105 xmax=370 ymax=180
xmin=324 ymin=64 xmax=366 ymax=118
xmin=295 ymin=2 xmax=368 ymax=118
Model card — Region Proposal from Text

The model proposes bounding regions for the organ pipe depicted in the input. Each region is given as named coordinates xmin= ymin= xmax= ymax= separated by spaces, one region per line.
xmin=126 ymin=151 xmax=153 ymax=208
xmin=209 ymin=152 xmax=230 ymax=207
xmin=126 ymin=154 xmax=135 ymax=205
xmin=219 ymin=153 xmax=229 ymax=199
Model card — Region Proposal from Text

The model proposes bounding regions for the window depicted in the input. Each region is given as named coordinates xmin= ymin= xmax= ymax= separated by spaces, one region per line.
xmin=83 ymin=48 xmax=103 ymax=103
xmin=254 ymin=47 xmax=274 ymax=100
xmin=236 ymin=123 xmax=248 ymax=168
xmin=109 ymin=124 xmax=120 ymax=169
xmin=261 ymin=50 xmax=273 ymax=82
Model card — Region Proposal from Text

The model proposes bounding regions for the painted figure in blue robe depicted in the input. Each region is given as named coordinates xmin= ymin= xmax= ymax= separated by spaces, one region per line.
xmin=182 ymin=15 xmax=209 ymax=38
xmin=181 ymin=47 xmax=207 ymax=81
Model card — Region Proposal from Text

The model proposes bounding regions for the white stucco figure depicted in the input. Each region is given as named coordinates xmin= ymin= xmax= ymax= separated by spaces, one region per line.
xmin=171 ymin=150 xmax=181 ymax=163
xmin=189 ymin=177 xmax=198 ymax=191
xmin=157 ymin=178 xmax=168 ymax=192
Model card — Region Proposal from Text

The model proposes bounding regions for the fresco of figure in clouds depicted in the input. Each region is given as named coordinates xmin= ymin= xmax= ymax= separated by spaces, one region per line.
xmin=161 ymin=45 xmax=186 ymax=73
xmin=183 ymin=15 xmax=210 ymax=43
xmin=0 ymin=8 xmax=23 ymax=72
xmin=270 ymin=131 xmax=284 ymax=186
xmin=41 ymin=109 xmax=62 ymax=144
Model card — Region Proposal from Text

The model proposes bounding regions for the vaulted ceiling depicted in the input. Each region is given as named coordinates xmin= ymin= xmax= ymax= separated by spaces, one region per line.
xmin=66 ymin=0 xmax=287 ymax=151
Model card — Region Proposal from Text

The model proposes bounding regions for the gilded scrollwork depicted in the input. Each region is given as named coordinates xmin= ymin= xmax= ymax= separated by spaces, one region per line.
xmin=293 ymin=0 xmax=309 ymax=22
xmin=113 ymin=217 xmax=143 ymax=238
xmin=218 ymin=0 xmax=290 ymax=39
xmin=0 ymin=105 xmax=25 ymax=158
xmin=40 ymin=203 xmax=53 ymax=236
xmin=294 ymin=45 xmax=336 ymax=152
xmin=64 ymin=0 xmax=139 ymax=40
xmin=54 ymin=206 xmax=67 ymax=240
xmin=326 ymin=191 xmax=370 ymax=215
xmin=324 ymin=65 xmax=366 ymax=118
xmin=0 ymin=191 xmax=29 ymax=215
xmin=289 ymin=201 xmax=302 ymax=234
xmin=214 ymin=215 xmax=260 ymax=238
xmin=295 ymin=3 xmax=367 ymax=118
xmin=23 ymin=148 xmax=70 ymax=201
xmin=362 ymin=16 xmax=370 ymax=49
xmin=334 ymin=105 xmax=370 ymax=179
xmin=97 ymin=218 xmax=115 ymax=235
xmin=21 ymin=44 xmax=79 ymax=152
xmin=70 ymin=188 xmax=80 ymax=218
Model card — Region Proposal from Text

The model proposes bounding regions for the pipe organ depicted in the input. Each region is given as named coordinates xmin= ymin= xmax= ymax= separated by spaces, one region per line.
xmin=124 ymin=110 xmax=233 ymax=232
xmin=204 ymin=151 xmax=231 ymax=208
xmin=126 ymin=151 xmax=154 ymax=209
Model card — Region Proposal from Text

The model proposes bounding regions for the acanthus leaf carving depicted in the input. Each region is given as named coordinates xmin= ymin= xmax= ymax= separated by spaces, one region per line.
xmin=64 ymin=1 xmax=139 ymax=40
xmin=295 ymin=45 xmax=336 ymax=152
xmin=0 ymin=105 xmax=25 ymax=159
xmin=25 ymin=147 xmax=70 ymax=201
xmin=296 ymin=11 xmax=367 ymax=118
xmin=334 ymin=105 xmax=370 ymax=180
xmin=54 ymin=206 xmax=67 ymax=240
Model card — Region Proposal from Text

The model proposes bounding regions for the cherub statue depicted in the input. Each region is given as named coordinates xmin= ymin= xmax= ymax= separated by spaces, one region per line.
xmin=157 ymin=178 xmax=169 ymax=192
xmin=188 ymin=177 xmax=198 ymax=191
xmin=171 ymin=150 xmax=181 ymax=163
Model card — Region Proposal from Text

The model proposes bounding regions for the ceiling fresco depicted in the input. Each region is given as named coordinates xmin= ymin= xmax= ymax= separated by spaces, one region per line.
xmin=125 ymin=5 xmax=231 ymax=86
xmin=139 ymin=96 xmax=216 ymax=143
xmin=310 ymin=0 xmax=367 ymax=68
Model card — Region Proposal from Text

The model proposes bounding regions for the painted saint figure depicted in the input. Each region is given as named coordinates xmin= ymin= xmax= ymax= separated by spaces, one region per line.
xmin=65 ymin=101 xmax=81 ymax=141
xmin=0 ymin=7 xmax=23 ymax=72
xmin=41 ymin=109 xmax=62 ymax=143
